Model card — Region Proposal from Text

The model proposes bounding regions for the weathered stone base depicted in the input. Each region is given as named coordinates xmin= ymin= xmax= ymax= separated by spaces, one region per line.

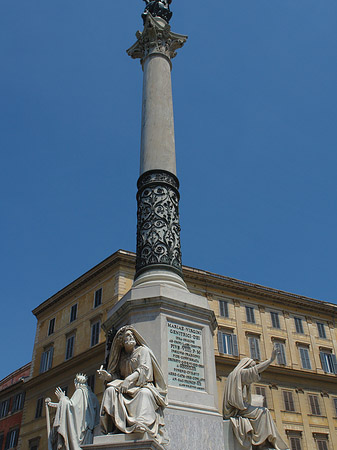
xmin=223 ymin=420 xmax=249 ymax=450
xmin=81 ymin=433 xmax=164 ymax=450
xmin=164 ymin=408 xmax=224 ymax=450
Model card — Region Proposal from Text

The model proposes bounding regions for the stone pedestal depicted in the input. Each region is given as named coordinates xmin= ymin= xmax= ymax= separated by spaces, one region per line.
xmin=82 ymin=433 xmax=164 ymax=450
xmin=102 ymin=282 xmax=224 ymax=450
xmin=223 ymin=420 xmax=247 ymax=450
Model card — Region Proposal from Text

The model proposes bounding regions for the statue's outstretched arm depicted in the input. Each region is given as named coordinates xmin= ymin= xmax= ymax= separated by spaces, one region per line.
xmin=255 ymin=347 xmax=278 ymax=374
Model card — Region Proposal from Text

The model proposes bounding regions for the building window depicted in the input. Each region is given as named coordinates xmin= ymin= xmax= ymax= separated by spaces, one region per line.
xmin=309 ymin=394 xmax=321 ymax=415
xmin=0 ymin=434 xmax=4 ymax=450
xmin=87 ymin=374 xmax=95 ymax=393
xmin=289 ymin=436 xmax=302 ymax=450
xmin=294 ymin=317 xmax=304 ymax=334
xmin=270 ymin=312 xmax=280 ymax=329
xmin=91 ymin=321 xmax=101 ymax=347
xmin=317 ymin=323 xmax=326 ymax=339
xmin=219 ymin=300 xmax=229 ymax=318
xmin=282 ymin=390 xmax=295 ymax=412
xmin=245 ymin=306 xmax=255 ymax=324
xmin=12 ymin=392 xmax=25 ymax=412
xmin=65 ymin=335 xmax=75 ymax=360
xmin=299 ymin=346 xmax=311 ymax=370
xmin=48 ymin=318 xmax=55 ymax=336
xmin=319 ymin=351 xmax=337 ymax=374
xmin=248 ymin=336 xmax=260 ymax=360
xmin=0 ymin=399 xmax=10 ymax=418
xmin=28 ymin=437 xmax=40 ymax=450
xmin=274 ymin=341 xmax=287 ymax=365
xmin=35 ymin=398 xmax=44 ymax=419
xmin=70 ymin=304 xmax=77 ymax=323
xmin=4 ymin=428 xmax=19 ymax=450
xmin=315 ymin=436 xmax=329 ymax=450
xmin=333 ymin=398 xmax=337 ymax=416
xmin=94 ymin=288 xmax=102 ymax=308
xmin=40 ymin=346 xmax=54 ymax=373
xmin=255 ymin=386 xmax=267 ymax=407
xmin=217 ymin=331 xmax=238 ymax=356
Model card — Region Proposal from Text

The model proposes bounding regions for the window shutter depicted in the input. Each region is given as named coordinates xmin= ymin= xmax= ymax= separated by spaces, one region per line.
xmin=255 ymin=338 xmax=261 ymax=360
xmin=320 ymin=352 xmax=328 ymax=372
xmin=299 ymin=347 xmax=311 ymax=369
xmin=249 ymin=337 xmax=260 ymax=360
xmin=309 ymin=395 xmax=320 ymax=415
xmin=13 ymin=429 xmax=19 ymax=447
xmin=217 ymin=332 xmax=224 ymax=354
xmin=249 ymin=337 xmax=255 ymax=359
xmin=309 ymin=395 xmax=315 ymax=413
xmin=219 ymin=301 xmax=228 ymax=317
xmin=232 ymin=334 xmax=239 ymax=356
xmin=331 ymin=354 xmax=337 ymax=374
xmin=39 ymin=351 xmax=46 ymax=373
xmin=4 ymin=431 xmax=10 ymax=450
xmin=48 ymin=347 xmax=54 ymax=370
xmin=275 ymin=342 xmax=286 ymax=365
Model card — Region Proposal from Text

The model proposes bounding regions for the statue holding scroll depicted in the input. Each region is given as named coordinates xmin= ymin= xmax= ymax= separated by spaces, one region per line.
xmin=97 ymin=325 xmax=169 ymax=445
xmin=47 ymin=374 xmax=100 ymax=450
xmin=223 ymin=349 xmax=289 ymax=450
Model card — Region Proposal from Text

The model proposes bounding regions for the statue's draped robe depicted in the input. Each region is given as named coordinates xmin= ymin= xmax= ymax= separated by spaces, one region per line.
xmin=100 ymin=344 xmax=168 ymax=445
xmin=223 ymin=358 xmax=289 ymax=450
xmin=49 ymin=386 xmax=100 ymax=450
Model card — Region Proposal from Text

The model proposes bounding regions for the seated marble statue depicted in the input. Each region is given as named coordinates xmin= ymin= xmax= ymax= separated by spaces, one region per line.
xmin=223 ymin=349 xmax=289 ymax=450
xmin=47 ymin=373 xmax=100 ymax=450
xmin=97 ymin=325 xmax=168 ymax=445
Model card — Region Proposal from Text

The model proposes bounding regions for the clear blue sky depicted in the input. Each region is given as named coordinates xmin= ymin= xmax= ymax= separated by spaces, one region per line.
xmin=1 ymin=0 xmax=336 ymax=380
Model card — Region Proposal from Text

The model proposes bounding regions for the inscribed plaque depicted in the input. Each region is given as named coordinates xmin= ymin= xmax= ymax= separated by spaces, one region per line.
xmin=167 ymin=320 xmax=205 ymax=391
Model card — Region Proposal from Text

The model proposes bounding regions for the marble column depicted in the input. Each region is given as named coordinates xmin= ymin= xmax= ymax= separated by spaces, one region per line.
xmin=127 ymin=15 xmax=188 ymax=290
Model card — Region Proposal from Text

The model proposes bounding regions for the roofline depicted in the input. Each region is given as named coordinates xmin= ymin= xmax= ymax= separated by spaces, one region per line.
xmin=32 ymin=249 xmax=135 ymax=317
xmin=0 ymin=362 xmax=31 ymax=389
xmin=32 ymin=249 xmax=337 ymax=318
xmin=183 ymin=266 xmax=337 ymax=316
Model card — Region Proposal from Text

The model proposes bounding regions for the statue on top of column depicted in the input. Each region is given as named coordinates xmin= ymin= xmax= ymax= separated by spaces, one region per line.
xmin=142 ymin=0 xmax=173 ymax=23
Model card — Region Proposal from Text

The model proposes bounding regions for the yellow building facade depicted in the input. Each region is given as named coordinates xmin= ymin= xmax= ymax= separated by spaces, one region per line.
xmin=19 ymin=250 xmax=337 ymax=450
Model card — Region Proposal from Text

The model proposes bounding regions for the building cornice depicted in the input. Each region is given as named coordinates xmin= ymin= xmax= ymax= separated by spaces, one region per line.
xmin=32 ymin=249 xmax=337 ymax=319
xmin=183 ymin=266 xmax=337 ymax=317
xmin=32 ymin=250 xmax=135 ymax=317
xmin=215 ymin=356 xmax=337 ymax=387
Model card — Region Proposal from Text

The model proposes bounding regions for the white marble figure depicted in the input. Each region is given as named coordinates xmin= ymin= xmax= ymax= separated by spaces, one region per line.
xmin=223 ymin=349 xmax=289 ymax=450
xmin=47 ymin=373 xmax=100 ymax=450
xmin=97 ymin=325 xmax=168 ymax=445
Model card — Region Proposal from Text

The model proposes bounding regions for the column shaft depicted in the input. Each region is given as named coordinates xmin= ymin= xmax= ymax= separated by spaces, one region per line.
xmin=140 ymin=54 xmax=176 ymax=175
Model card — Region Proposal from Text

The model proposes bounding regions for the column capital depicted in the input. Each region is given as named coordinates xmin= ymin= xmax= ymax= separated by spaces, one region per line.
xmin=127 ymin=14 xmax=187 ymax=64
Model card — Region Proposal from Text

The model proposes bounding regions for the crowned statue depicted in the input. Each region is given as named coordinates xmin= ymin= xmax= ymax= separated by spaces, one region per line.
xmin=46 ymin=373 xmax=100 ymax=450
xmin=97 ymin=325 xmax=169 ymax=445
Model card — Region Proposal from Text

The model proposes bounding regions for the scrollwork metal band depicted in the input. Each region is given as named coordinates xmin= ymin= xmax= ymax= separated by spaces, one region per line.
xmin=135 ymin=169 xmax=183 ymax=279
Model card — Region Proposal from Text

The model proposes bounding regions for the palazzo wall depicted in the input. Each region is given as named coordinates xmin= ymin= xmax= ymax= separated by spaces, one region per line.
xmin=15 ymin=250 xmax=337 ymax=450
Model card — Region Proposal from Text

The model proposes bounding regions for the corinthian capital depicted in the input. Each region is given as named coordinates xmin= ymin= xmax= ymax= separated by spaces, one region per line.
xmin=127 ymin=14 xmax=187 ymax=63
